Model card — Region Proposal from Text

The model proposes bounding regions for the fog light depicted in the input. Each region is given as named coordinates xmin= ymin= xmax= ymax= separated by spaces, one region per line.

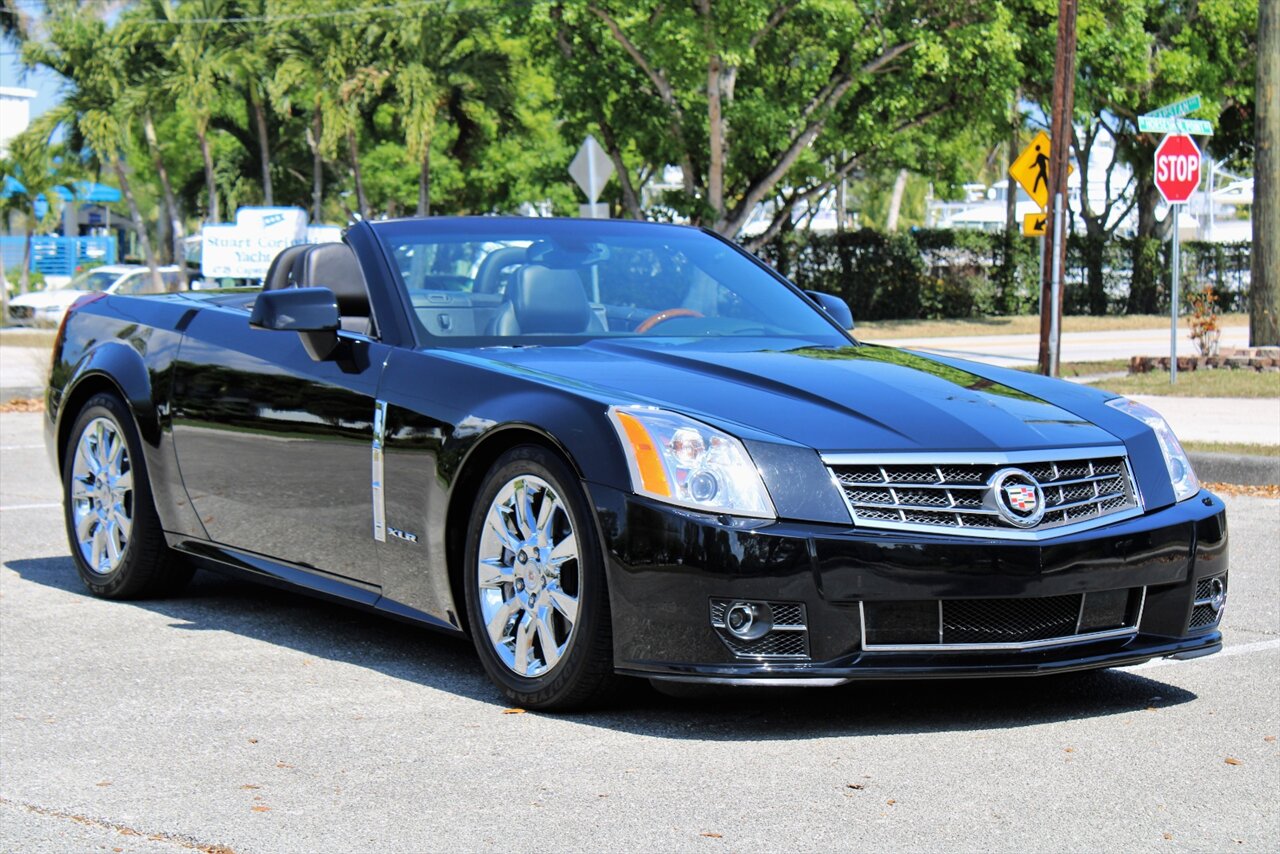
xmin=1210 ymin=577 xmax=1227 ymax=613
xmin=723 ymin=601 xmax=772 ymax=640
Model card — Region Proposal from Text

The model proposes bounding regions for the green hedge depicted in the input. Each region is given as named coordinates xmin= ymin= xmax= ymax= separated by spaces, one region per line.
xmin=756 ymin=229 xmax=1251 ymax=321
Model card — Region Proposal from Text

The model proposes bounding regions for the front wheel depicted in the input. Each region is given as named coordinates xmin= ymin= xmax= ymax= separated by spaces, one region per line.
xmin=463 ymin=445 xmax=616 ymax=710
xmin=63 ymin=393 xmax=193 ymax=599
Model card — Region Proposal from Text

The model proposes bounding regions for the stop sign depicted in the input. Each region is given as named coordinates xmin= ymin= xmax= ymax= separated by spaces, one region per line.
xmin=1154 ymin=134 xmax=1202 ymax=204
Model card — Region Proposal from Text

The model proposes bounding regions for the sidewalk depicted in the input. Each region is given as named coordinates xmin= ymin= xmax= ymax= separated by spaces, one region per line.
xmin=1123 ymin=395 xmax=1279 ymax=445
xmin=876 ymin=325 xmax=1254 ymax=369
xmin=0 ymin=345 xmax=50 ymax=399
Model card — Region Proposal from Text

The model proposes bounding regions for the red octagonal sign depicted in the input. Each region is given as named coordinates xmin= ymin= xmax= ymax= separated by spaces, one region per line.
xmin=1154 ymin=133 xmax=1201 ymax=204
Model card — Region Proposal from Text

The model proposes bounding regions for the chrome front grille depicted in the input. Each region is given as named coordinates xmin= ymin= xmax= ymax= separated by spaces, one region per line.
xmin=824 ymin=448 xmax=1142 ymax=540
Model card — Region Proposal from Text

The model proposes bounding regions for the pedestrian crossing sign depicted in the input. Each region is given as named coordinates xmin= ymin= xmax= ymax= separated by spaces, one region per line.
xmin=1009 ymin=131 xmax=1054 ymax=210
xmin=1022 ymin=212 xmax=1047 ymax=237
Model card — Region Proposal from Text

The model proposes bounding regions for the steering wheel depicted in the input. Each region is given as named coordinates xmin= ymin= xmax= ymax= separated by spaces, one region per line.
xmin=634 ymin=308 xmax=705 ymax=334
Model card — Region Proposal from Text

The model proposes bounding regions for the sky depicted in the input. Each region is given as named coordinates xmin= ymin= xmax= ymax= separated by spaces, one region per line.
xmin=0 ymin=0 xmax=63 ymax=121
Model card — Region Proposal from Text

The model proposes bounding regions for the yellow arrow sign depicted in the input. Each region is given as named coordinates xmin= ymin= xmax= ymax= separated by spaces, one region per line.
xmin=1022 ymin=212 xmax=1047 ymax=237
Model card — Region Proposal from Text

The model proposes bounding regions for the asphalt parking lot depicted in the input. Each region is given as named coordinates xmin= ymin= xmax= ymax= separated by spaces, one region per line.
xmin=1 ymin=408 xmax=1277 ymax=853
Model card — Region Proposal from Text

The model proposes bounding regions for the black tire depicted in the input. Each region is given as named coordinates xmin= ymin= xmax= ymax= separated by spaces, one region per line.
xmin=463 ymin=445 xmax=616 ymax=710
xmin=62 ymin=393 xmax=194 ymax=599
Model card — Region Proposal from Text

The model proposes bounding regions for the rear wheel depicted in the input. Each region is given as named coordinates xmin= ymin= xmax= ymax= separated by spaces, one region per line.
xmin=63 ymin=393 xmax=193 ymax=599
xmin=464 ymin=445 xmax=615 ymax=710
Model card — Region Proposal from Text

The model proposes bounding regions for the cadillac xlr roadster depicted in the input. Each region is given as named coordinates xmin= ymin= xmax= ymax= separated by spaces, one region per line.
xmin=44 ymin=217 xmax=1227 ymax=709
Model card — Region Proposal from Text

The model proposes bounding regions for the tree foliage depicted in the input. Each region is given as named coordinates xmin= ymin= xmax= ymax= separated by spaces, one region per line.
xmin=0 ymin=0 xmax=1261 ymax=312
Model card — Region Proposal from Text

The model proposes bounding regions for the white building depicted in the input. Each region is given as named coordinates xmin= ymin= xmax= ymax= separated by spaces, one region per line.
xmin=0 ymin=87 xmax=38 ymax=156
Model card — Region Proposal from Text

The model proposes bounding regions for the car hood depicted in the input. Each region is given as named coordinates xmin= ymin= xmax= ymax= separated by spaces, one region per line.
xmin=455 ymin=339 xmax=1122 ymax=452
xmin=10 ymin=290 xmax=85 ymax=309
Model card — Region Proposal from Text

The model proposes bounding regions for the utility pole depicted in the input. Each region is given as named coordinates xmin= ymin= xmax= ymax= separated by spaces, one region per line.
xmin=1252 ymin=0 xmax=1279 ymax=346
xmin=1037 ymin=0 xmax=1079 ymax=376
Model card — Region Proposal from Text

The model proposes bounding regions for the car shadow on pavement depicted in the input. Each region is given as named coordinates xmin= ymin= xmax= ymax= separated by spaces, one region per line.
xmin=8 ymin=556 xmax=1198 ymax=739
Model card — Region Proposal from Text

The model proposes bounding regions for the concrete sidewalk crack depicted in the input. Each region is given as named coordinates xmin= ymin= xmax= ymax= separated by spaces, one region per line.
xmin=0 ymin=796 xmax=236 ymax=854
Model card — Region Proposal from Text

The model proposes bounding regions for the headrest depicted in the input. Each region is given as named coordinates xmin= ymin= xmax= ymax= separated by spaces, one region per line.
xmin=291 ymin=243 xmax=368 ymax=316
xmin=510 ymin=266 xmax=592 ymax=333
xmin=263 ymin=244 xmax=309 ymax=291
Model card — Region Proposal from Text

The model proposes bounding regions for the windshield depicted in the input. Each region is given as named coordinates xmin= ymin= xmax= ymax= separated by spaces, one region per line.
xmin=66 ymin=270 xmax=123 ymax=292
xmin=370 ymin=218 xmax=849 ymax=348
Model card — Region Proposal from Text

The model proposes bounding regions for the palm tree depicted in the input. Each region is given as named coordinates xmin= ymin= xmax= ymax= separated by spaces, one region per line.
xmin=393 ymin=6 xmax=515 ymax=215
xmin=310 ymin=15 xmax=390 ymax=219
xmin=22 ymin=11 xmax=165 ymax=292
xmin=0 ymin=128 xmax=65 ymax=299
xmin=154 ymin=0 xmax=234 ymax=224
xmin=121 ymin=6 xmax=189 ymax=287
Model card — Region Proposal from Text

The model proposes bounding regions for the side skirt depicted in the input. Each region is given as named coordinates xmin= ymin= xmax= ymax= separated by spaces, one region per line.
xmin=167 ymin=536 xmax=464 ymax=635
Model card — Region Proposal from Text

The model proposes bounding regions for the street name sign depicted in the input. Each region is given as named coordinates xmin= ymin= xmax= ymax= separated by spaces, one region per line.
xmin=1154 ymin=134 xmax=1202 ymax=204
xmin=1143 ymin=94 xmax=1202 ymax=119
xmin=1137 ymin=115 xmax=1213 ymax=135
xmin=1022 ymin=212 xmax=1047 ymax=237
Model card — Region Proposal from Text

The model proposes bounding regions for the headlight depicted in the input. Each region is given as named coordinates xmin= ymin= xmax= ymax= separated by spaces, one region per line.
xmin=1106 ymin=397 xmax=1199 ymax=501
xmin=608 ymin=406 xmax=776 ymax=519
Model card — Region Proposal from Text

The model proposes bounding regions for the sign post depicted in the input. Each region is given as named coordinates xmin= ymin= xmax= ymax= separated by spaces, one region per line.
xmin=568 ymin=135 xmax=614 ymax=219
xmin=1153 ymin=133 xmax=1203 ymax=385
xmin=1009 ymin=129 xmax=1073 ymax=376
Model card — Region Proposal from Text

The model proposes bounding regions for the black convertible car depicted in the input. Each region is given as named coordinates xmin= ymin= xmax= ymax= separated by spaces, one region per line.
xmin=44 ymin=217 xmax=1227 ymax=709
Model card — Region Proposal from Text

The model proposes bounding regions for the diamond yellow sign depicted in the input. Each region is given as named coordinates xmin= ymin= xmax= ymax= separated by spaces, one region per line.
xmin=1009 ymin=130 xmax=1071 ymax=210
xmin=1022 ymin=212 xmax=1047 ymax=237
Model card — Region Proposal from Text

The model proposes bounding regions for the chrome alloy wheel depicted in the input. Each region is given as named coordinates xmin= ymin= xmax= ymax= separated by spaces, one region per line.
xmin=476 ymin=475 xmax=580 ymax=678
xmin=69 ymin=416 xmax=134 ymax=575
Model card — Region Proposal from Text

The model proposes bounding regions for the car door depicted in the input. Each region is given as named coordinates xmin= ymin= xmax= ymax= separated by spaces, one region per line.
xmin=169 ymin=303 xmax=390 ymax=588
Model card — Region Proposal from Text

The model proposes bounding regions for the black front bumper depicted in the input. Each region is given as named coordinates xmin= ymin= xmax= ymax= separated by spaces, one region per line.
xmin=589 ymin=484 xmax=1228 ymax=684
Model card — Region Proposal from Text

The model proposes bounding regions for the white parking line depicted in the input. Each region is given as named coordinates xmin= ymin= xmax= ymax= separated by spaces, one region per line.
xmin=0 ymin=445 xmax=44 ymax=451
xmin=0 ymin=502 xmax=61 ymax=511
xmin=1128 ymin=636 xmax=1280 ymax=670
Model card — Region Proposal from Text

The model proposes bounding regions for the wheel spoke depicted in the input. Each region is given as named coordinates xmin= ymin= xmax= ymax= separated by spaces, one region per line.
xmin=485 ymin=597 xmax=520 ymax=647
xmin=93 ymin=422 xmax=109 ymax=465
xmin=75 ymin=509 xmax=96 ymax=542
xmin=105 ymin=521 xmax=123 ymax=565
xmin=513 ymin=613 xmax=536 ymax=676
xmin=535 ymin=606 xmax=561 ymax=670
xmin=105 ymin=433 xmax=124 ymax=473
xmin=486 ymin=505 xmax=520 ymax=553
xmin=477 ymin=557 xmax=513 ymax=588
xmin=513 ymin=480 xmax=537 ymax=539
xmin=534 ymin=490 xmax=558 ymax=542
xmin=76 ymin=443 xmax=101 ymax=476
xmin=111 ymin=469 xmax=133 ymax=494
xmin=90 ymin=525 xmax=105 ymax=569
xmin=546 ymin=585 xmax=579 ymax=627
xmin=548 ymin=531 xmax=577 ymax=566
xmin=112 ymin=504 xmax=133 ymax=540
xmin=70 ymin=478 xmax=93 ymax=502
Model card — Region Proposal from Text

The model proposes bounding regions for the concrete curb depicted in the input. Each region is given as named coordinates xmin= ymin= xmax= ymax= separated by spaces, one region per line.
xmin=1189 ymin=451 xmax=1280 ymax=487
xmin=1 ymin=385 xmax=44 ymax=402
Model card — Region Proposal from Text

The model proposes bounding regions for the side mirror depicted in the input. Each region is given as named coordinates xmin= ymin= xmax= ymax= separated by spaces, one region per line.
xmin=806 ymin=290 xmax=855 ymax=331
xmin=250 ymin=287 xmax=341 ymax=360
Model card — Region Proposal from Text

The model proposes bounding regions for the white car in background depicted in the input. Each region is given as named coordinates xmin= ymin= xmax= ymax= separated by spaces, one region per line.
xmin=6 ymin=265 xmax=185 ymax=327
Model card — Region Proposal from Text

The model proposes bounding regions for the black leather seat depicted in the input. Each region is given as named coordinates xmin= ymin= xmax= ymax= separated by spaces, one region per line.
xmin=486 ymin=265 xmax=603 ymax=336
xmin=289 ymin=244 xmax=375 ymax=335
